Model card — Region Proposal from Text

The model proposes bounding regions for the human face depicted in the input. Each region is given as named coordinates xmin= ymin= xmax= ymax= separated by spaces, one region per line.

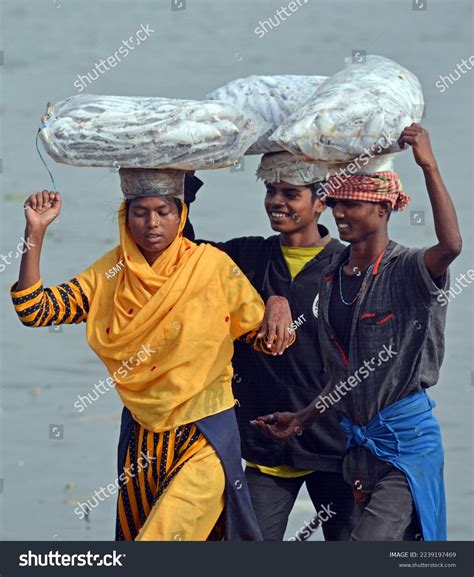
xmin=127 ymin=196 xmax=181 ymax=263
xmin=264 ymin=181 xmax=323 ymax=233
xmin=326 ymin=198 xmax=389 ymax=243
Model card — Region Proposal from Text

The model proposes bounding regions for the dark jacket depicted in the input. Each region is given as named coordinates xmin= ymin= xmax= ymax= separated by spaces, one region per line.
xmin=318 ymin=240 xmax=449 ymax=424
xmin=201 ymin=230 xmax=348 ymax=472
xmin=318 ymin=241 xmax=450 ymax=494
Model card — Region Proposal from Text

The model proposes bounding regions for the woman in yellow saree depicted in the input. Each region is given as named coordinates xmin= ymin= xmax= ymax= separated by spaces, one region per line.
xmin=10 ymin=168 xmax=291 ymax=540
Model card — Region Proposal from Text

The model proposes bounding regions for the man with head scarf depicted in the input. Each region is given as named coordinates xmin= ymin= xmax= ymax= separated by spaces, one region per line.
xmin=252 ymin=124 xmax=462 ymax=541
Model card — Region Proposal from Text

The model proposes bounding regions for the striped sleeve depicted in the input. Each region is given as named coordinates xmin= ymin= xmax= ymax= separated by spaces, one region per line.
xmin=10 ymin=276 xmax=90 ymax=327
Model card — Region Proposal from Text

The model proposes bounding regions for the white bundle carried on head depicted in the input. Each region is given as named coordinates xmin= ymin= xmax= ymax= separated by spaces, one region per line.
xmin=270 ymin=55 xmax=424 ymax=163
xmin=206 ymin=75 xmax=327 ymax=155
xmin=256 ymin=151 xmax=328 ymax=185
xmin=322 ymin=154 xmax=398 ymax=183
xmin=39 ymin=94 xmax=268 ymax=170
xmin=256 ymin=151 xmax=397 ymax=186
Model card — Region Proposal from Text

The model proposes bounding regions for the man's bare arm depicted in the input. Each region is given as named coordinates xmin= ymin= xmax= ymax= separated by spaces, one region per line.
xmin=398 ymin=124 xmax=462 ymax=280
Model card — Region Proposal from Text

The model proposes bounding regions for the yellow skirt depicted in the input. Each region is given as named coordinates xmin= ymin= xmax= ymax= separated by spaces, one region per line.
xmin=116 ymin=421 xmax=225 ymax=541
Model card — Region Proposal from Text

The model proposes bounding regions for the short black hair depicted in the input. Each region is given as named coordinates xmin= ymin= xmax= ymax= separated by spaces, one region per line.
xmin=308 ymin=181 xmax=327 ymax=201
xmin=384 ymin=204 xmax=392 ymax=221
xmin=172 ymin=196 xmax=183 ymax=216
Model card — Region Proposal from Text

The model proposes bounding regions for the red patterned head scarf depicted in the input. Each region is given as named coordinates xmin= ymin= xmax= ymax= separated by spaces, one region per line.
xmin=325 ymin=171 xmax=411 ymax=211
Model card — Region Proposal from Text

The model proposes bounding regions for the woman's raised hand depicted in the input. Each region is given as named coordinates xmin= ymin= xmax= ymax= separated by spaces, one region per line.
xmin=16 ymin=191 xmax=60 ymax=291
xmin=24 ymin=190 xmax=61 ymax=231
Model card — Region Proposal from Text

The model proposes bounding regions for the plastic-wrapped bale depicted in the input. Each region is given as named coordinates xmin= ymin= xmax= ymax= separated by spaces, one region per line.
xmin=39 ymin=94 xmax=268 ymax=170
xmin=256 ymin=151 xmax=397 ymax=186
xmin=206 ymin=75 xmax=327 ymax=155
xmin=256 ymin=151 xmax=329 ymax=185
xmin=270 ymin=55 xmax=424 ymax=162
xmin=322 ymin=153 xmax=398 ymax=182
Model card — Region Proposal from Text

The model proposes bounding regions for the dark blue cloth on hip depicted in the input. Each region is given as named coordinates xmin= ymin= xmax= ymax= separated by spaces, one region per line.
xmin=340 ymin=389 xmax=446 ymax=541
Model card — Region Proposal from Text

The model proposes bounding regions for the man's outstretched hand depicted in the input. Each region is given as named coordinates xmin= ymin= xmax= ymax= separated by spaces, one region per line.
xmin=250 ymin=411 xmax=304 ymax=441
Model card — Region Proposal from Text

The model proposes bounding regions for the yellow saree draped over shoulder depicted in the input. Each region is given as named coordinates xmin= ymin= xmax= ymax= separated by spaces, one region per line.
xmin=85 ymin=202 xmax=265 ymax=431
xmin=11 ymin=202 xmax=265 ymax=432
xmin=11 ymin=200 xmax=265 ymax=541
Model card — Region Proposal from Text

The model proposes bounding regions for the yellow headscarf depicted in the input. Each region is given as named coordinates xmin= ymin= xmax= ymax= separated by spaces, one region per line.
xmin=84 ymin=199 xmax=265 ymax=432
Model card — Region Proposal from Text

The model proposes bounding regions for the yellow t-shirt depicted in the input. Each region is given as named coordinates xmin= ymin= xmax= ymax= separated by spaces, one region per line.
xmin=280 ymin=245 xmax=325 ymax=279
xmin=246 ymin=245 xmax=325 ymax=478
xmin=245 ymin=462 xmax=313 ymax=478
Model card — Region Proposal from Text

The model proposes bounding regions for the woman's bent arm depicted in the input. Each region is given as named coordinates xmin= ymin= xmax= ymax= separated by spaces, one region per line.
xmin=11 ymin=190 xmax=90 ymax=327
xmin=16 ymin=190 xmax=60 ymax=290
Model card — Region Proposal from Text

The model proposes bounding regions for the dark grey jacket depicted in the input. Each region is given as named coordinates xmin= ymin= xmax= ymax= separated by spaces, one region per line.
xmin=317 ymin=240 xmax=450 ymax=493
xmin=318 ymin=240 xmax=450 ymax=425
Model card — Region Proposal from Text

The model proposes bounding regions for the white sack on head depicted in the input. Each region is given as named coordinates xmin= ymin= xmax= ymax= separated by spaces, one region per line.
xmin=342 ymin=153 xmax=396 ymax=174
xmin=256 ymin=151 xmax=328 ymax=185
xmin=207 ymin=75 xmax=327 ymax=155
xmin=256 ymin=152 xmax=397 ymax=187
xmin=270 ymin=55 xmax=424 ymax=162
xmin=322 ymin=154 xmax=398 ymax=184
xmin=39 ymin=94 xmax=268 ymax=171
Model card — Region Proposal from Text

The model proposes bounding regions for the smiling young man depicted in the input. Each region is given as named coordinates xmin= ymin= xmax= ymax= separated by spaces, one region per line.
xmin=252 ymin=124 xmax=462 ymax=541
xmin=193 ymin=152 xmax=359 ymax=541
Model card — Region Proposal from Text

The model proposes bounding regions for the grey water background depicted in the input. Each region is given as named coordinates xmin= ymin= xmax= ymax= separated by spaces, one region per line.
xmin=0 ymin=0 xmax=472 ymax=541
